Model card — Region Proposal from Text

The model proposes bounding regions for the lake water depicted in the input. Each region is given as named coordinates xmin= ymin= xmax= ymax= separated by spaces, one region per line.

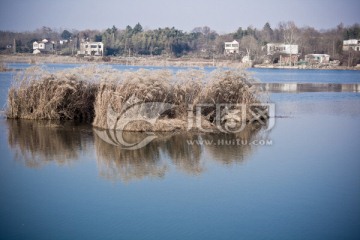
xmin=0 ymin=64 xmax=360 ymax=240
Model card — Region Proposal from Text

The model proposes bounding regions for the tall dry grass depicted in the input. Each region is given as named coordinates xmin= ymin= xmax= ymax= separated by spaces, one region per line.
xmin=7 ymin=66 xmax=101 ymax=122
xmin=7 ymin=66 xmax=268 ymax=131
xmin=93 ymin=68 xmax=267 ymax=131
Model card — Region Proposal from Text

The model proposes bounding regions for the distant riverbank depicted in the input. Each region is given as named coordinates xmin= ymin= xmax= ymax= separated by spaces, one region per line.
xmin=254 ymin=63 xmax=360 ymax=71
xmin=1 ymin=54 xmax=359 ymax=70
xmin=0 ymin=54 xmax=250 ymax=69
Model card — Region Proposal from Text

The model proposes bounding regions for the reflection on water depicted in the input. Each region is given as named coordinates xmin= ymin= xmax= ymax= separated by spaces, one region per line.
xmin=94 ymin=131 xmax=171 ymax=182
xmin=7 ymin=119 xmax=265 ymax=182
xmin=258 ymin=83 xmax=360 ymax=93
xmin=203 ymin=127 xmax=268 ymax=164
xmin=93 ymin=131 xmax=225 ymax=180
xmin=93 ymin=126 xmax=265 ymax=182
xmin=7 ymin=120 xmax=92 ymax=168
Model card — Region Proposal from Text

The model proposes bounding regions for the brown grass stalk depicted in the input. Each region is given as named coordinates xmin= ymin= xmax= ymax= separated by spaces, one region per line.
xmin=7 ymin=66 xmax=268 ymax=131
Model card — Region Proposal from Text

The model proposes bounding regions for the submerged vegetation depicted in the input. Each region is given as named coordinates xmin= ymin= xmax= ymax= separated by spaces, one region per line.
xmin=7 ymin=66 xmax=268 ymax=131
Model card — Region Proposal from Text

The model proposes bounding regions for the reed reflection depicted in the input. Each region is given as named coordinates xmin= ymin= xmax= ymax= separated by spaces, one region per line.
xmin=7 ymin=119 xmax=92 ymax=168
xmin=94 ymin=124 xmax=266 ymax=182
xmin=7 ymin=119 xmax=266 ymax=181
xmin=94 ymin=130 xmax=204 ymax=181
xmin=94 ymin=130 xmax=168 ymax=182
xmin=202 ymin=125 xmax=267 ymax=164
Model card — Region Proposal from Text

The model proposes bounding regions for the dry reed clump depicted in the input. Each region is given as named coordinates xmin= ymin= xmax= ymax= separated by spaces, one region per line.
xmin=193 ymin=69 xmax=264 ymax=123
xmin=196 ymin=70 xmax=259 ymax=105
xmin=93 ymin=69 xmax=206 ymax=130
xmin=93 ymin=68 xmax=267 ymax=131
xmin=6 ymin=66 xmax=268 ymax=131
xmin=6 ymin=66 xmax=105 ymax=122
xmin=172 ymin=69 xmax=204 ymax=117
xmin=93 ymin=69 xmax=173 ymax=128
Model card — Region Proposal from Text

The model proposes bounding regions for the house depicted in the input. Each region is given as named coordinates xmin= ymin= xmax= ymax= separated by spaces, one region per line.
xmin=343 ymin=39 xmax=360 ymax=51
xmin=278 ymin=54 xmax=299 ymax=65
xmin=266 ymin=43 xmax=299 ymax=65
xmin=224 ymin=40 xmax=239 ymax=54
xmin=33 ymin=39 xmax=55 ymax=54
xmin=305 ymin=54 xmax=330 ymax=64
xmin=59 ymin=39 xmax=69 ymax=45
xmin=266 ymin=43 xmax=298 ymax=55
xmin=78 ymin=42 xmax=104 ymax=56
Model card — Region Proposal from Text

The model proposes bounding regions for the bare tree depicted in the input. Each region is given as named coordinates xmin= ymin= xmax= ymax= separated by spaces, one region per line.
xmin=240 ymin=35 xmax=260 ymax=60
xmin=279 ymin=21 xmax=299 ymax=65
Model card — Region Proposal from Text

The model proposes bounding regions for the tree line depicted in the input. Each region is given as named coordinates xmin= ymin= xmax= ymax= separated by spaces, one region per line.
xmin=1 ymin=22 xmax=359 ymax=64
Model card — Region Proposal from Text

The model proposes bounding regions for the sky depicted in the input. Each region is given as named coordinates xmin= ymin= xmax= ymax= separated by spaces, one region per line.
xmin=0 ymin=0 xmax=359 ymax=33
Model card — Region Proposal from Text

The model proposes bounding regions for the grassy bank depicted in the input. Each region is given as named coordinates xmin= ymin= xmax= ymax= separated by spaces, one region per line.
xmin=7 ymin=66 xmax=268 ymax=131
xmin=0 ymin=53 xmax=249 ymax=68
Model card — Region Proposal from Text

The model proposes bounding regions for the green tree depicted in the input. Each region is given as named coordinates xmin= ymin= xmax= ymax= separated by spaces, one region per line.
xmin=261 ymin=22 xmax=274 ymax=44
xmin=133 ymin=23 xmax=143 ymax=35
xmin=233 ymin=27 xmax=246 ymax=39
xmin=344 ymin=24 xmax=360 ymax=39
xmin=61 ymin=30 xmax=72 ymax=40
xmin=95 ymin=34 xmax=102 ymax=42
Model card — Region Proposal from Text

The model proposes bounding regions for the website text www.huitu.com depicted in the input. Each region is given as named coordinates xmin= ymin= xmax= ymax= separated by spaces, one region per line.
xmin=186 ymin=138 xmax=273 ymax=146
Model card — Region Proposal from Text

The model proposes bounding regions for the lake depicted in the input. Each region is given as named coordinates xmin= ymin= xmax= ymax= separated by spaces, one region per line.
xmin=0 ymin=64 xmax=360 ymax=240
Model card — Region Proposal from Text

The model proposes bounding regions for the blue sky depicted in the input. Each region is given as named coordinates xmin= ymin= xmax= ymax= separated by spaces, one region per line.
xmin=0 ymin=0 xmax=359 ymax=32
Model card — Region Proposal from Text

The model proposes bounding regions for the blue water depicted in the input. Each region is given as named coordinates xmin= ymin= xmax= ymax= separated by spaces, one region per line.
xmin=249 ymin=68 xmax=360 ymax=83
xmin=5 ymin=62 xmax=360 ymax=83
xmin=6 ymin=62 xmax=217 ymax=73
xmin=0 ymin=64 xmax=360 ymax=240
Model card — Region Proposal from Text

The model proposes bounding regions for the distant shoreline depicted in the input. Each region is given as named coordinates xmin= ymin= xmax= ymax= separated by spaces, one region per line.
xmin=1 ymin=54 xmax=359 ymax=71
xmin=253 ymin=64 xmax=360 ymax=71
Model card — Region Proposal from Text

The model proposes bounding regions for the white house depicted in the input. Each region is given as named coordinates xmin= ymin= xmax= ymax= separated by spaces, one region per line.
xmin=33 ymin=39 xmax=55 ymax=54
xmin=224 ymin=40 xmax=239 ymax=54
xmin=305 ymin=54 xmax=330 ymax=64
xmin=266 ymin=43 xmax=299 ymax=65
xmin=343 ymin=39 xmax=360 ymax=51
xmin=78 ymin=42 xmax=104 ymax=56
xmin=266 ymin=43 xmax=298 ymax=55
xmin=59 ymin=39 xmax=69 ymax=45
